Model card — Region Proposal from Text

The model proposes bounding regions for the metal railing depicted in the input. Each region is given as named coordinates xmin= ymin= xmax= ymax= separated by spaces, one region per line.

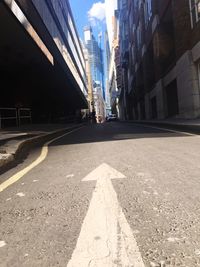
xmin=0 ymin=108 xmax=32 ymax=129
xmin=0 ymin=108 xmax=18 ymax=129
xmin=18 ymin=108 xmax=32 ymax=126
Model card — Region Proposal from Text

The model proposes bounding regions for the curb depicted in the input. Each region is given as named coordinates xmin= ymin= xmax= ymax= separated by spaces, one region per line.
xmin=0 ymin=124 xmax=83 ymax=174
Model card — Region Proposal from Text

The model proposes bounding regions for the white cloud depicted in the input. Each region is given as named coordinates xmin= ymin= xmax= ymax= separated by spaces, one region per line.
xmin=88 ymin=2 xmax=106 ymax=23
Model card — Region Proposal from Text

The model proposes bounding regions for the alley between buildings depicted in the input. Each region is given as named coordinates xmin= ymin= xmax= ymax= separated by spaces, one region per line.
xmin=0 ymin=122 xmax=200 ymax=267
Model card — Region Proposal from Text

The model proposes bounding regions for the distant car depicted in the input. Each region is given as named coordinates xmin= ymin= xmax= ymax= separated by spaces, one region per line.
xmin=106 ymin=114 xmax=118 ymax=122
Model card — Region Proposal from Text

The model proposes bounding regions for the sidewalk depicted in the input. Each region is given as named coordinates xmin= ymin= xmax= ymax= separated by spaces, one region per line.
xmin=128 ymin=118 xmax=200 ymax=134
xmin=0 ymin=123 xmax=83 ymax=172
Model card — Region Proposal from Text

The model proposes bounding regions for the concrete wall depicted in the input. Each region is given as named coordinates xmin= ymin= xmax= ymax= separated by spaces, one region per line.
xmin=144 ymin=46 xmax=200 ymax=120
xmin=176 ymin=50 xmax=200 ymax=118
xmin=145 ymin=79 xmax=165 ymax=120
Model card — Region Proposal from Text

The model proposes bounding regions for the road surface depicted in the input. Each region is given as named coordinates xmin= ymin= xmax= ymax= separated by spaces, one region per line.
xmin=0 ymin=122 xmax=200 ymax=267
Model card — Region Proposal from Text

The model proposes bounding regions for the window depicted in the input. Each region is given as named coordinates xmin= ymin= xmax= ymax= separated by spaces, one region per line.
xmin=189 ymin=0 xmax=200 ymax=28
xmin=198 ymin=61 xmax=200 ymax=89
xmin=137 ymin=23 xmax=142 ymax=48
xmin=131 ymin=44 xmax=135 ymax=65
xmin=144 ymin=0 xmax=152 ymax=27
xmin=134 ymin=0 xmax=138 ymax=10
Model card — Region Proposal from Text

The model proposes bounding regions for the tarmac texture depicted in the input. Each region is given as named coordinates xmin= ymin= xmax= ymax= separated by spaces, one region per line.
xmin=0 ymin=122 xmax=200 ymax=266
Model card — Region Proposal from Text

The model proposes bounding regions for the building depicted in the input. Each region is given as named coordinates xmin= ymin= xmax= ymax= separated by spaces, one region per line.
xmin=93 ymin=84 xmax=105 ymax=123
xmin=84 ymin=26 xmax=105 ymax=99
xmin=84 ymin=26 xmax=105 ymax=121
xmin=104 ymin=30 xmax=111 ymax=116
xmin=0 ymin=0 xmax=87 ymax=125
xmin=105 ymin=0 xmax=118 ymax=48
xmin=117 ymin=0 xmax=200 ymax=120
xmin=82 ymin=41 xmax=94 ymax=114
xmin=105 ymin=0 xmax=120 ymax=117
xmin=108 ymin=29 xmax=120 ymax=117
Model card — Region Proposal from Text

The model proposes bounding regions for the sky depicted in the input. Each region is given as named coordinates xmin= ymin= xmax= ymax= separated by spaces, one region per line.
xmin=69 ymin=0 xmax=106 ymax=41
xmin=69 ymin=0 xmax=115 ymax=86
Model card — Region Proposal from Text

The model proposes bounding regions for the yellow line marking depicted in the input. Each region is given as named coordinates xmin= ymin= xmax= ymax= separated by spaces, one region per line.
xmin=0 ymin=127 xmax=83 ymax=192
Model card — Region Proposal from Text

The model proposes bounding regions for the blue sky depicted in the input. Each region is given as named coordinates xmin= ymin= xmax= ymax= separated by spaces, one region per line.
xmin=69 ymin=0 xmax=106 ymax=41
xmin=69 ymin=0 xmax=107 ymax=82
xmin=69 ymin=0 xmax=94 ymax=39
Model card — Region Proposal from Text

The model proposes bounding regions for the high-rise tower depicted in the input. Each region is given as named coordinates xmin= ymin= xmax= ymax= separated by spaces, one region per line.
xmin=84 ymin=26 xmax=105 ymax=100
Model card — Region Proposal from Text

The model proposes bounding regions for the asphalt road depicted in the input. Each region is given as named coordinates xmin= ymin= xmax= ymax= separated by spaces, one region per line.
xmin=0 ymin=122 xmax=200 ymax=267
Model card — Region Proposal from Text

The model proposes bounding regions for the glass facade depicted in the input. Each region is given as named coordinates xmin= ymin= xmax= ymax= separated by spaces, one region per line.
xmin=31 ymin=0 xmax=87 ymax=96
xmin=84 ymin=27 xmax=105 ymax=100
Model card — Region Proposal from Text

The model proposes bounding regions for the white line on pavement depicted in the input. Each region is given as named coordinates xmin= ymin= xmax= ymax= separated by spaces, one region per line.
xmin=67 ymin=163 xmax=145 ymax=267
xmin=133 ymin=123 xmax=197 ymax=137
xmin=0 ymin=127 xmax=84 ymax=192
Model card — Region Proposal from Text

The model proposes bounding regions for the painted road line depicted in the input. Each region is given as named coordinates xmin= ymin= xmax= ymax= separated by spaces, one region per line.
xmin=0 ymin=127 xmax=84 ymax=192
xmin=67 ymin=163 xmax=145 ymax=267
xmin=134 ymin=123 xmax=197 ymax=137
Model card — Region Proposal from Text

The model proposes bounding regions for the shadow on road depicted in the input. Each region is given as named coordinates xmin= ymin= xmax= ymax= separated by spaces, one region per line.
xmin=0 ymin=122 xmax=189 ymax=176
xmin=49 ymin=122 xmax=189 ymax=147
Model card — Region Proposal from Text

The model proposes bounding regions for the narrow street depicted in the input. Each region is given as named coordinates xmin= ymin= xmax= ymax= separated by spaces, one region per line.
xmin=0 ymin=122 xmax=200 ymax=267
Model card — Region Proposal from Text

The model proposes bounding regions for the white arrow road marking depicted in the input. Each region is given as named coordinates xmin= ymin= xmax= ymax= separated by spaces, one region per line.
xmin=0 ymin=240 xmax=6 ymax=248
xmin=67 ymin=163 xmax=145 ymax=267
